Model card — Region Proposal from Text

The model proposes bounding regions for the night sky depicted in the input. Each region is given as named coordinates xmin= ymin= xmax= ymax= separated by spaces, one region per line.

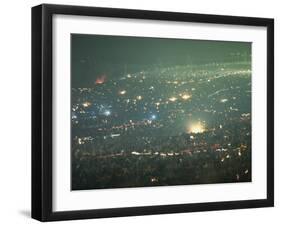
xmin=71 ymin=34 xmax=251 ymax=87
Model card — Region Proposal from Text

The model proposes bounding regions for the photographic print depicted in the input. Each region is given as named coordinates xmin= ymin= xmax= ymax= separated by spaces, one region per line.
xmin=71 ymin=34 xmax=252 ymax=190
xmin=32 ymin=4 xmax=274 ymax=221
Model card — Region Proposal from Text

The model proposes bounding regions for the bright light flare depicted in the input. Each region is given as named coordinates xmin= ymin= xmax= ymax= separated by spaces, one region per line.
xmin=104 ymin=110 xmax=111 ymax=116
xmin=188 ymin=121 xmax=206 ymax=134
xmin=82 ymin=102 xmax=91 ymax=107
xmin=169 ymin=97 xmax=177 ymax=102
xmin=119 ymin=90 xmax=127 ymax=95
xmin=220 ymin=98 xmax=228 ymax=103
xmin=181 ymin=94 xmax=191 ymax=100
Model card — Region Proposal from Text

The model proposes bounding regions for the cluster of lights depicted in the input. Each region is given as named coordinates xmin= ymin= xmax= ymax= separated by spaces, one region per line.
xmin=188 ymin=121 xmax=206 ymax=134
xmin=181 ymin=94 xmax=191 ymax=100
xmin=118 ymin=92 xmax=191 ymax=105
xmin=74 ymin=62 xmax=250 ymax=151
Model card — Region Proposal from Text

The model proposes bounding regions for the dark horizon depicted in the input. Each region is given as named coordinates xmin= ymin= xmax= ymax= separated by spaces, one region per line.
xmin=71 ymin=34 xmax=251 ymax=87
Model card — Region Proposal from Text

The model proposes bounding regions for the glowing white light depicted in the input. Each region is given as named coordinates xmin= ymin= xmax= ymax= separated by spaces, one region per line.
xmin=136 ymin=95 xmax=142 ymax=100
xmin=82 ymin=102 xmax=91 ymax=107
xmin=188 ymin=121 xmax=205 ymax=134
xmin=181 ymin=94 xmax=191 ymax=100
xmin=151 ymin=177 xmax=158 ymax=182
xmin=220 ymin=98 xmax=228 ymax=103
xmin=104 ymin=110 xmax=111 ymax=116
xmin=151 ymin=114 xmax=157 ymax=120
xmin=119 ymin=90 xmax=126 ymax=95
xmin=169 ymin=97 xmax=177 ymax=102
xmin=110 ymin=134 xmax=120 ymax=138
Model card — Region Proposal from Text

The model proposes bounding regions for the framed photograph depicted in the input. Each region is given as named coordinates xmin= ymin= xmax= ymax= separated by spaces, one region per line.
xmin=32 ymin=4 xmax=274 ymax=221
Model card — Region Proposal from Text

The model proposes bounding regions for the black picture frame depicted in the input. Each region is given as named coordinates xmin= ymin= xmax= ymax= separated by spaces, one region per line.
xmin=32 ymin=3 xmax=274 ymax=222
